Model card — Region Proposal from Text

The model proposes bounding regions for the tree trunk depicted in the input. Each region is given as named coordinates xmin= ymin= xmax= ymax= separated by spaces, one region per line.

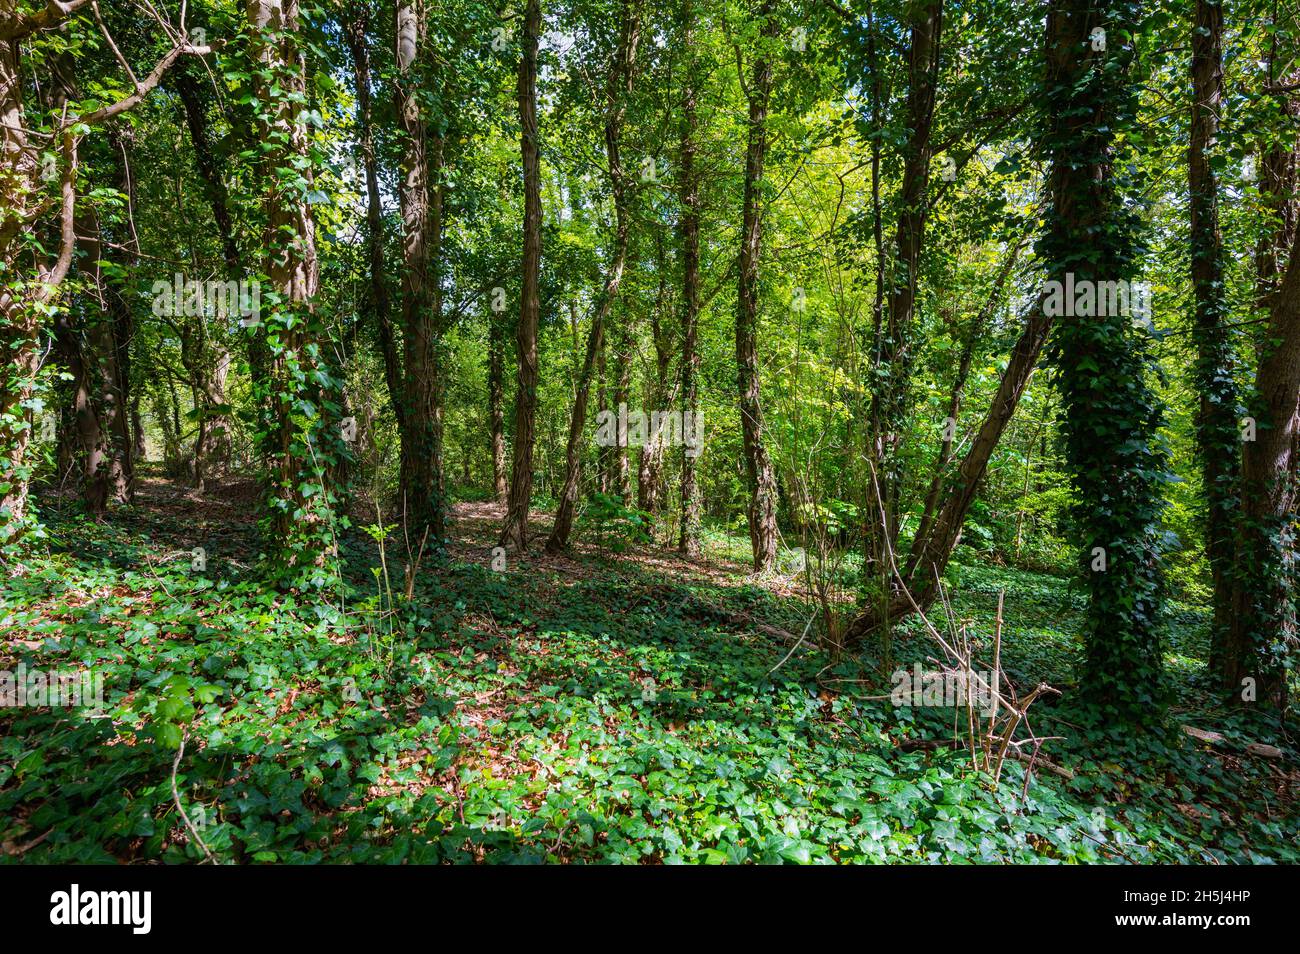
xmin=734 ymin=0 xmax=780 ymax=572
xmin=596 ymin=332 xmax=611 ymax=494
xmin=1253 ymin=21 xmax=1299 ymax=333
xmin=395 ymin=0 xmax=446 ymax=545
xmin=1188 ymin=0 xmax=1241 ymax=678
xmin=845 ymin=300 xmax=1055 ymax=642
xmin=546 ymin=0 xmax=641 ymax=552
xmin=637 ymin=238 xmax=673 ymax=514
xmin=865 ymin=0 xmax=943 ymax=575
xmin=174 ymin=69 xmax=235 ymax=491
xmin=131 ymin=394 xmax=146 ymax=461
xmin=104 ymin=132 xmax=136 ymax=503
xmin=77 ymin=209 xmax=134 ymax=512
xmin=499 ymin=0 xmax=544 ymax=551
xmin=489 ymin=313 xmax=508 ymax=503
xmin=343 ymin=4 xmax=403 ymax=434
xmin=910 ymin=242 xmax=1022 ymax=555
xmin=1227 ymin=222 xmax=1300 ymax=708
xmin=0 ymin=31 xmax=73 ymax=537
xmin=677 ymin=2 xmax=702 ymax=555
xmin=611 ymin=316 xmax=632 ymax=502
xmin=247 ymin=0 xmax=335 ymax=580
xmin=1042 ymin=0 xmax=1167 ymax=722
xmin=175 ymin=68 xmax=240 ymax=275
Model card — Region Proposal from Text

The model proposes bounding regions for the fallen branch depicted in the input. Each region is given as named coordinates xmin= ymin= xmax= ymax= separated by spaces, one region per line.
xmin=170 ymin=732 xmax=217 ymax=864
xmin=1182 ymin=725 xmax=1284 ymax=760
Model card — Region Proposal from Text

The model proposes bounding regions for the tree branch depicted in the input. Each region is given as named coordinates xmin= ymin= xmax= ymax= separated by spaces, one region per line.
xmin=0 ymin=0 xmax=93 ymax=42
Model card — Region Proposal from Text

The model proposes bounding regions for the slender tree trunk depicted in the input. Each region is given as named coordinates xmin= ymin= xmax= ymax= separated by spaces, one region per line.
xmin=104 ymin=131 xmax=136 ymax=502
xmin=1188 ymin=0 xmax=1241 ymax=678
xmin=154 ymin=385 xmax=182 ymax=476
xmin=845 ymin=301 xmax=1055 ymax=642
xmin=596 ymin=333 xmax=611 ymax=494
xmin=1253 ymin=21 xmax=1299 ymax=331
xmin=175 ymin=68 xmax=239 ymax=275
xmin=735 ymin=0 xmax=780 ymax=572
xmin=865 ymin=0 xmax=943 ymax=575
xmin=546 ymin=0 xmax=641 ymax=552
xmin=489 ymin=313 xmax=508 ymax=503
xmin=677 ymin=1 xmax=702 ymax=555
xmin=637 ymin=241 xmax=673 ymax=514
xmin=174 ymin=68 xmax=235 ymax=491
xmin=344 ymin=5 xmax=403 ymax=433
xmin=911 ymin=242 xmax=1022 ymax=554
xmin=131 ymin=394 xmax=146 ymax=460
xmin=611 ymin=316 xmax=632 ymax=502
xmin=499 ymin=0 xmax=543 ymax=551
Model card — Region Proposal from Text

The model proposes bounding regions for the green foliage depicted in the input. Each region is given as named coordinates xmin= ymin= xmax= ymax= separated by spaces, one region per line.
xmin=1 ymin=504 xmax=1293 ymax=864
xmin=578 ymin=492 xmax=655 ymax=553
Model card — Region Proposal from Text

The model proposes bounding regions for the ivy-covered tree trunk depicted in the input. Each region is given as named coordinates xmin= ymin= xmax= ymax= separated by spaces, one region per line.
xmin=0 ymin=24 xmax=72 ymax=540
xmin=547 ymin=0 xmax=641 ymax=553
xmin=735 ymin=0 xmax=779 ymax=573
xmin=51 ymin=39 xmax=123 ymax=516
xmin=395 ymin=0 xmax=446 ymax=547
xmin=247 ymin=0 xmax=341 ymax=585
xmin=1 ymin=5 xmax=203 ymax=543
xmin=103 ymin=131 xmax=136 ymax=505
xmin=1040 ymin=0 xmax=1168 ymax=723
xmin=499 ymin=0 xmax=543 ymax=551
xmin=866 ymin=0 xmax=943 ymax=577
xmin=1187 ymin=0 xmax=1241 ymax=679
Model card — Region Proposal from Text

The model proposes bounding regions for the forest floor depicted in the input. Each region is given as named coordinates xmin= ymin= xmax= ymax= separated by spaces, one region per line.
xmin=1 ymin=470 xmax=1297 ymax=863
